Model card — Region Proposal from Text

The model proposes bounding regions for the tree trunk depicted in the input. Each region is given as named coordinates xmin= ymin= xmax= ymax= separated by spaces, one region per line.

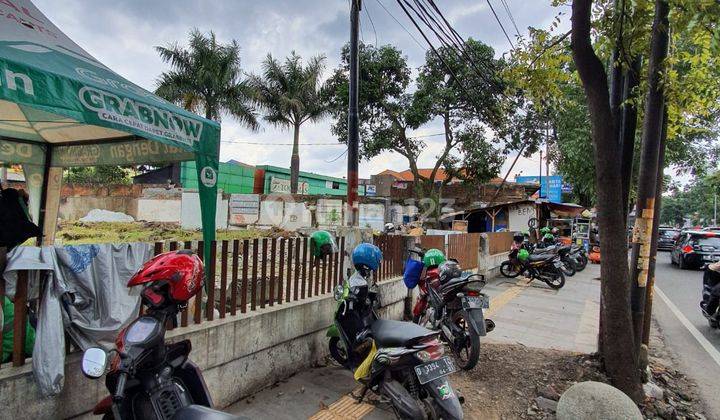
xmin=571 ymin=0 xmax=643 ymax=402
xmin=630 ymin=0 xmax=670 ymax=354
xmin=620 ymin=56 xmax=642 ymax=218
xmin=290 ymin=122 xmax=300 ymax=194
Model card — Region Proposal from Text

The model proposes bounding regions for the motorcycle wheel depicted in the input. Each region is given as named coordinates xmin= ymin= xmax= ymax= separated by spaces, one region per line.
xmin=329 ymin=337 xmax=350 ymax=368
xmin=575 ymin=254 xmax=588 ymax=271
xmin=500 ymin=261 xmax=521 ymax=278
xmin=544 ymin=268 xmax=565 ymax=290
xmin=450 ymin=312 xmax=480 ymax=370
xmin=561 ymin=258 xmax=576 ymax=277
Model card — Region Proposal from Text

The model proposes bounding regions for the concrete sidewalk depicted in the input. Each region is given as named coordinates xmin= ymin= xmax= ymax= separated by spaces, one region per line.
xmin=482 ymin=263 xmax=601 ymax=353
xmin=227 ymin=264 xmax=602 ymax=419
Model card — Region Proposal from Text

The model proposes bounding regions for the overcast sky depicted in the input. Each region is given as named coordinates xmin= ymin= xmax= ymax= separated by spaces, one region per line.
xmin=35 ymin=0 xmax=571 ymax=180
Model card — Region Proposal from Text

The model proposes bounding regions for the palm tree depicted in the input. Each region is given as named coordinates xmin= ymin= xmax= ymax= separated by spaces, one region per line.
xmin=251 ymin=52 xmax=328 ymax=193
xmin=155 ymin=29 xmax=258 ymax=128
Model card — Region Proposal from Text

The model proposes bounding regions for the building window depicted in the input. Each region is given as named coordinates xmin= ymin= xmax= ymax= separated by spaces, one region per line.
xmin=332 ymin=182 xmax=340 ymax=189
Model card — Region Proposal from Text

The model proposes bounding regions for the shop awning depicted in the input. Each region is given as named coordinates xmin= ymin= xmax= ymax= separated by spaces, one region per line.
xmin=0 ymin=0 xmax=220 ymax=263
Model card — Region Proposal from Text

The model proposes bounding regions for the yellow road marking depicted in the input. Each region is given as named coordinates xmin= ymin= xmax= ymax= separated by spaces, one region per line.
xmin=309 ymin=390 xmax=375 ymax=420
xmin=484 ymin=277 xmax=531 ymax=318
xmin=310 ymin=278 xmax=532 ymax=419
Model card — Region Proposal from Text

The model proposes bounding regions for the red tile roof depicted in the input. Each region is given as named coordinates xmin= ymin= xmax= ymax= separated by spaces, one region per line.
xmin=376 ymin=168 xmax=454 ymax=182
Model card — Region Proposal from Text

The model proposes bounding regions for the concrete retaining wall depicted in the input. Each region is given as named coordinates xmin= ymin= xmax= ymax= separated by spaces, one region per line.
xmin=0 ymin=277 xmax=408 ymax=418
xmin=60 ymin=196 xmax=138 ymax=221
xmin=478 ymin=232 xmax=510 ymax=278
xmin=136 ymin=198 xmax=182 ymax=222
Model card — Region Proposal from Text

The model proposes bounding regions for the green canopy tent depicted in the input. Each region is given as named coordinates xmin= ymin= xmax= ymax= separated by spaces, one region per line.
xmin=0 ymin=0 xmax=220 ymax=265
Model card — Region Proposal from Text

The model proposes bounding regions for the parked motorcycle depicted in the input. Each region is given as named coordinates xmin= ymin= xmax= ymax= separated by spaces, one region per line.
xmin=406 ymin=248 xmax=494 ymax=371
xmin=500 ymin=240 xmax=566 ymax=289
xmin=702 ymin=262 xmax=720 ymax=329
xmin=531 ymin=232 xmax=577 ymax=277
xmin=80 ymin=250 xmax=241 ymax=420
xmin=569 ymin=245 xmax=588 ymax=271
xmin=522 ymin=251 xmax=566 ymax=289
xmin=327 ymin=243 xmax=464 ymax=420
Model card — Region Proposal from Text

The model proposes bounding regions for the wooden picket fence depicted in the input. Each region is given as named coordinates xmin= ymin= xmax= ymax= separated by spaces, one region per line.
xmin=150 ymin=236 xmax=348 ymax=326
xmin=0 ymin=232 xmax=482 ymax=369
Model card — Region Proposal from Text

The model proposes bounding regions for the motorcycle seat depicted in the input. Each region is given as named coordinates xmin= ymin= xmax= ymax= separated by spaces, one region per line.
xmin=371 ymin=319 xmax=437 ymax=348
xmin=528 ymin=254 xmax=553 ymax=262
xmin=441 ymin=277 xmax=465 ymax=291
xmin=534 ymin=245 xmax=556 ymax=254
xmin=172 ymin=405 xmax=247 ymax=420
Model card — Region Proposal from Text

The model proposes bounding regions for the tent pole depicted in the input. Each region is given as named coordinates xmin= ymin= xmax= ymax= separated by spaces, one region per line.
xmin=36 ymin=144 xmax=53 ymax=245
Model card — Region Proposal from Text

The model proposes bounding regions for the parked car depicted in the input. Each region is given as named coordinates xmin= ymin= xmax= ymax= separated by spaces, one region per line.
xmin=671 ymin=231 xmax=720 ymax=269
xmin=658 ymin=227 xmax=680 ymax=251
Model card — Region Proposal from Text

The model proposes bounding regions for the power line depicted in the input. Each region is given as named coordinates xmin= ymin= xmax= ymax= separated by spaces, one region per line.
xmin=485 ymin=0 xmax=515 ymax=48
xmin=395 ymin=0 xmax=490 ymax=119
xmin=415 ymin=0 xmax=503 ymax=91
xmin=221 ymin=140 xmax=345 ymax=146
xmin=364 ymin=1 xmax=378 ymax=47
xmin=221 ymin=131 xmax=445 ymax=147
xmin=325 ymin=148 xmax=349 ymax=162
xmin=373 ymin=0 xmax=426 ymax=51
xmin=397 ymin=0 xmax=505 ymax=103
xmin=499 ymin=0 xmax=521 ymax=37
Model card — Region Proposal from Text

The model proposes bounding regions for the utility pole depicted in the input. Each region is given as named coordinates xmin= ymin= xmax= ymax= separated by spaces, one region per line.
xmin=539 ymin=149 xmax=543 ymax=198
xmin=545 ymin=123 xmax=550 ymax=179
xmin=714 ymin=193 xmax=717 ymax=226
xmin=347 ymin=0 xmax=361 ymax=226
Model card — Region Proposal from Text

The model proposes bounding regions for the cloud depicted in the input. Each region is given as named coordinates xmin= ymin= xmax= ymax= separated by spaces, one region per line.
xmin=34 ymin=0 xmax=561 ymax=179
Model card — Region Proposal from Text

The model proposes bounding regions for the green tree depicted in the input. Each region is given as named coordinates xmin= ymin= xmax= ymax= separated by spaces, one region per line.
xmin=155 ymin=29 xmax=258 ymax=126
xmin=412 ymin=39 xmax=508 ymax=197
xmin=64 ymin=166 xmax=130 ymax=184
xmin=250 ymin=52 xmax=328 ymax=194
xmin=326 ymin=42 xmax=506 ymax=216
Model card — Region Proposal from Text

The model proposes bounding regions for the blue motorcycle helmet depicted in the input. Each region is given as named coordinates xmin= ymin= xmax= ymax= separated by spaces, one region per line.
xmin=352 ymin=243 xmax=382 ymax=272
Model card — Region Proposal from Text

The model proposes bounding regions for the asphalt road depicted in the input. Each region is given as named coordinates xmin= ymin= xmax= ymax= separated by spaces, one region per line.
xmin=653 ymin=252 xmax=720 ymax=418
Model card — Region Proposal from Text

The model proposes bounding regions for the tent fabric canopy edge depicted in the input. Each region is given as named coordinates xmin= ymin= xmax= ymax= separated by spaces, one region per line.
xmin=0 ymin=0 xmax=220 ymax=267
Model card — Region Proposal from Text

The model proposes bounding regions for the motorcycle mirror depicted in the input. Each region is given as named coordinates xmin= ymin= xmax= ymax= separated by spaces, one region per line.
xmin=333 ymin=285 xmax=344 ymax=301
xmin=81 ymin=347 xmax=108 ymax=379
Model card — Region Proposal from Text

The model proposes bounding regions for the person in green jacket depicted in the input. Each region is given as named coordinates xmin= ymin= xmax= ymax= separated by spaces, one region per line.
xmin=2 ymin=296 xmax=35 ymax=363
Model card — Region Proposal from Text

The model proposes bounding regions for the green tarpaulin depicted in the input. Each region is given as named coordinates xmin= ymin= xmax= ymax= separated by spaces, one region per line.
xmin=0 ymin=0 xmax=220 ymax=265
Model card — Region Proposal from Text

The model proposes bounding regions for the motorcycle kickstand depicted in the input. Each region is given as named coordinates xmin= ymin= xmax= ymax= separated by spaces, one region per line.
xmin=352 ymin=385 xmax=369 ymax=403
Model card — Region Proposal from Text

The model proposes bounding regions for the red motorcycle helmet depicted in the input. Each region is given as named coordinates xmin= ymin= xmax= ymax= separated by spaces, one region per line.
xmin=128 ymin=249 xmax=204 ymax=304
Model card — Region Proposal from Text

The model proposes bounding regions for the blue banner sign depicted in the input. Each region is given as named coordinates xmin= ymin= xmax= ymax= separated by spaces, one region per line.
xmin=516 ymin=175 xmax=564 ymax=202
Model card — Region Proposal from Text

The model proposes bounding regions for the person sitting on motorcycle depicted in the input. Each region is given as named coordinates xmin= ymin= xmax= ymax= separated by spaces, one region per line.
xmin=512 ymin=232 xmax=524 ymax=250
xmin=337 ymin=243 xmax=382 ymax=352
xmin=701 ymin=261 xmax=720 ymax=322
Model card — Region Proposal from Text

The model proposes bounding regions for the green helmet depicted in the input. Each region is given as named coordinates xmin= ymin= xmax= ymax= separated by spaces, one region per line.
xmin=423 ymin=248 xmax=446 ymax=267
xmin=310 ymin=230 xmax=337 ymax=258
xmin=518 ymin=249 xmax=530 ymax=262
xmin=540 ymin=227 xmax=551 ymax=235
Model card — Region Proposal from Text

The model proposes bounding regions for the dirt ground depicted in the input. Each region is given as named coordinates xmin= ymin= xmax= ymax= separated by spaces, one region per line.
xmin=55 ymin=221 xmax=293 ymax=244
xmin=451 ymin=329 xmax=708 ymax=420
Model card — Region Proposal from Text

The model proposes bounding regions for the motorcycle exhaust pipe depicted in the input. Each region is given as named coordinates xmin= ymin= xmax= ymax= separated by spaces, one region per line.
xmin=485 ymin=319 xmax=495 ymax=333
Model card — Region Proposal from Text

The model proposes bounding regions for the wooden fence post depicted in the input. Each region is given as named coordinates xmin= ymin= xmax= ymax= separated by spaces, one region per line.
xmin=12 ymin=271 xmax=28 ymax=366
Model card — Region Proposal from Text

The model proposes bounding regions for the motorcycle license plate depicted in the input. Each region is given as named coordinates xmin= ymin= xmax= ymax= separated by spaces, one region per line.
xmin=463 ymin=295 xmax=489 ymax=309
xmin=553 ymin=260 xmax=563 ymax=268
xmin=415 ymin=356 xmax=457 ymax=385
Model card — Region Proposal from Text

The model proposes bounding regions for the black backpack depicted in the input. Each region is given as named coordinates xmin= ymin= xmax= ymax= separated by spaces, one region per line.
xmin=0 ymin=185 xmax=41 ymax=250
